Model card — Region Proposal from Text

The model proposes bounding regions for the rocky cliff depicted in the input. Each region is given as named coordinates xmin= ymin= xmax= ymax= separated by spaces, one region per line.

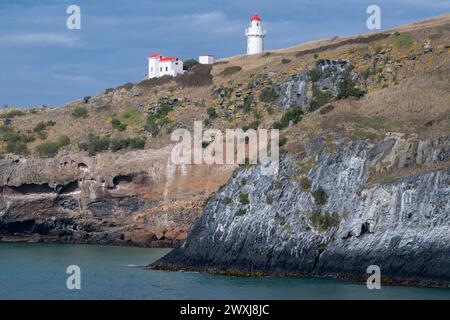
xmin=1 ymin=12 xmax=449 ymax=274
xmin=151 ymin=135 xmax=450 ymax=287
xmin=0 ymin=147 xmax=234 ymax=246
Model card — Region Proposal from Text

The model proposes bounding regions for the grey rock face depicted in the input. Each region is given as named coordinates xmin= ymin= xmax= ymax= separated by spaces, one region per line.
xmin=277 ymin=70 xmax=309 ymax=111
xmin=314 ymin=59 xmax=350 ymax=97
xmin=277 ymin=60 xmax=351 ymax=111
xmin=153 ymin=136 xmax=450 ymax=286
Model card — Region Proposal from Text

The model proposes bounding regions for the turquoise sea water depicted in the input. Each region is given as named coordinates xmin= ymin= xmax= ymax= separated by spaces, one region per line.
xmin=0 ymin=243 xmax=449 ymax=300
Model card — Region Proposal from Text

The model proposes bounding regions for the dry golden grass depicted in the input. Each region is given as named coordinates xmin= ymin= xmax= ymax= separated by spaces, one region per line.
xmin=2 ymin=13 xmax=450 ymax=158
xmin=288 ymin=66 xmax=450 ymax=147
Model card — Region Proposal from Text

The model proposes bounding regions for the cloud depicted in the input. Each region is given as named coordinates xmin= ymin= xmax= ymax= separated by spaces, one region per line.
xmin=0 ymin=32 xmax=79 ymax=47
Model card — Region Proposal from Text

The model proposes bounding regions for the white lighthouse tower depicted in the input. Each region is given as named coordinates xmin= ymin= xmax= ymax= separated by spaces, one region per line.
xmin=245 ymin=14 xmax=265 ymax=55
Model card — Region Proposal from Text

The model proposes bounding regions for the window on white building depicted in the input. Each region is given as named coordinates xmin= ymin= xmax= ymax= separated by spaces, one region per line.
xmin=166 ymin=66 xmax=168 ymax=71
xmin=160 ymin=67 xmax=162 ymax=72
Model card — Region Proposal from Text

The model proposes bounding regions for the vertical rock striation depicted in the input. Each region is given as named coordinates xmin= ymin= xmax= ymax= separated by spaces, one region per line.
xmin=151 ymin=136 xmax=450 ymax=287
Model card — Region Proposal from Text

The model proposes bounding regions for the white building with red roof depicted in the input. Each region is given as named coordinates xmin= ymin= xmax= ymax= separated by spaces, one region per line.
xmin=245 ymin=14 xmax=265 ymax=55
xmin=147 ymin=54 xmax=184 ymax=79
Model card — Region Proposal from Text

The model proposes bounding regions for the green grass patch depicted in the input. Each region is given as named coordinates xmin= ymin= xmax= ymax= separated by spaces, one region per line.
xmin=207 ymin=107 xmax=218 ymax=119
xmin=388 ymin=33 xmax=414 ymax=50
xmin=274 ymin=181 xmax=282 ymax=190
xmin=239 ymin=193 xmax=250 ymax=205
xmin=300 ymin=176 xmax=311 ymax=191
xmin=380 ymin=176 xmax=398 ymax=184
xmin=111 ymin=118 xmax=128 ymax=131
xmin=308 ymin=210 xmax=340 ymax=232
xmin=312 ymin=187 xmax=328 ymax=206
xmin=36 ymin=135 xmax=70 ymax=158
xmin=122 ymin=108 xmax=141 ymax=125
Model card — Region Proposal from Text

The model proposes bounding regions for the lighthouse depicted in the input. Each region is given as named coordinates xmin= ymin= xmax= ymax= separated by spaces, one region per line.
xmin=245 ymin=14 xmax=265 ymax=55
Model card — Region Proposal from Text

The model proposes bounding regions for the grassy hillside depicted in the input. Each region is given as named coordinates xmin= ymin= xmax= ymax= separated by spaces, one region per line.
xmin=1 ymin=13 xmax=449 ymax=160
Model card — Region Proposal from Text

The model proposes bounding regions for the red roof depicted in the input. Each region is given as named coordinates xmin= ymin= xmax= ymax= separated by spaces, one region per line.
xmin=251 ymin=14 xmax=261 ymax=21
xmin=147 ymin=54 xmax=179 ymax=62
xmin=160 ymin=57 xmax=178 ymax=62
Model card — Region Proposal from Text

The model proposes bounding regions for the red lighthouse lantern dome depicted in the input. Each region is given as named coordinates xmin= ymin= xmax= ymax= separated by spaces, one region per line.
xmin=251 ymin=14 xmax=262 ymax=21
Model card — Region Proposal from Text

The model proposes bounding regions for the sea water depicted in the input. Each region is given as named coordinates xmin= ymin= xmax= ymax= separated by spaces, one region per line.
xmin=0 ymin=243 xmax=449 ymax=300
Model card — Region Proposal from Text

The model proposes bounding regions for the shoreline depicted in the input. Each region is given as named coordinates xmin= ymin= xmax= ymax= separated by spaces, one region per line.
xmin=0 ymin=234 xmax=178 ymax=249
xmin=149 ymin=262 xmax=450 ymax=289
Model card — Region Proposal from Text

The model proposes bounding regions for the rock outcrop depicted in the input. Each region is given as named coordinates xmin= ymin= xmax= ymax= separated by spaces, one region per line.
xmin=151 ymin=135 xmax=450 ymax=287
xmin=0 ymin=146 xmax=235 ymax=246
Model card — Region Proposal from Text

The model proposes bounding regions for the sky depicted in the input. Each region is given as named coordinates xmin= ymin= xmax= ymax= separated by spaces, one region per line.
xmin=0 ymin=0 xmax=449 ymax=108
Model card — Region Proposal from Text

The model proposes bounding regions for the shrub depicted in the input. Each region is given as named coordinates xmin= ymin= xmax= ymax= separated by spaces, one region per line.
xmin=78 ymin=133 xmax=110 ymax=156
xmin=221 ymin=66 xmax=242 ymax=76
xmin=3 ymin=131 xmax=35 ymax=144
xmin=33 ymin=121 xmax=56 ymax=140
xmin=274 ymin=181 xmax=282 ymax=190
xmin=224 ymin=197 xmax=232 ymax=205
xmin=310 ymin=90 xmax=332 ymax=111
xmin=129 ymin=137 xmax=146 ymax=149
xmin=300 ymin=176 xmax=311 ymax=191
xmin=144 ymin=115 xmax=159 ymax=136
xmin=111 ymin=118 xmax=127 ymax=131
xmin=239 ymin=193 xmax=250 ymax=205
xmin=281 ymin=58 xmax=291 ymax=64
xmin=235 ymin=209 xmax=247 ymax=216
xmin=104 ymin=136 xmax=146 ymax=152
xmin=312 ymin=187 xmax=328 ymax=205
xmin=36 ymin=135 xmax=70 ymax=158
xmin=279 ymin=136 xmax=288 ymax=147
xmin=183 ymin=59 xmax=199 ymax=71
xmin=6 ymin=141 xmax=28 ymax=155
xmin=71 ymin=106 xmax=88 ymax=118
xmin=0 ymin=109 xmax=25 ymax=119
xmin=259 ymin=87 xmax=279 ymax=103
xmin=110 ymin=137 xmax=129 ymax=151
xmin=275 ymin=107 xmax=303 ymax=129
xmin=337 ymin=79 xmax=366 ymax=99
xmin=3 ymin=130 xmax=34 ymax=155
xmin=266 ymin=194 xmax=273 ymax=205
xmin=308 ymin=210 xmax=340 ymax=232
xmin=243 ymin=96 xmax=254 ymax=112
xmin=309 ymin=68 xmax=322 ymax=82
xmin=207 ymin=107 xmax=218 ymax=119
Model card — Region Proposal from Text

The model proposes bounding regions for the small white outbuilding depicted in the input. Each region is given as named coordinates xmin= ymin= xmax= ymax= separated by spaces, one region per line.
xmin=199 ymin=54 xmax=214 ymax=65
xmin=148 ymin=54 xmax=184 ymax=79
